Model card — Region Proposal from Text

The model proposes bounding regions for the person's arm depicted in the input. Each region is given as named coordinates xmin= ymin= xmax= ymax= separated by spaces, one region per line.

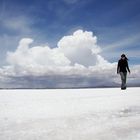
xmin=117 ymin=60 xmax=120 ymax=74
xmin=126 ymin=61 xmax=130 ymax=73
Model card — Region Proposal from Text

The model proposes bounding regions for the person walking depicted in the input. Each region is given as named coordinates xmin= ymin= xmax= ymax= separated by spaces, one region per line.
xmin=117 ymin=54 xmax=130 ymax=90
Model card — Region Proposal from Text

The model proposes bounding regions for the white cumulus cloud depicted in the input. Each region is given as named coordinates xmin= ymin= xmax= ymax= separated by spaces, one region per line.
xmin=58 ymin=30 xmax=103 ymax=66
xmin=2 ymin=29 xmax=139 ymax=88
xmin=6 ymin=30 xmax=111 ymax=76
xmin=6 ymin=38 xmax=71 ymax=75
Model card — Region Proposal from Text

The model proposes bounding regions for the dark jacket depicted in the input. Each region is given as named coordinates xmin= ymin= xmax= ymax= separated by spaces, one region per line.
xmin=117 ymin=59 xmax=130 ymax=73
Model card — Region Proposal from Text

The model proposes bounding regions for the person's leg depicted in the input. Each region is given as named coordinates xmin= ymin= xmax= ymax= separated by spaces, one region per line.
xmin=124 ymin=72 xmax=127 ymax=89
xmin=120 ymin=72 xmax=126 ymax=89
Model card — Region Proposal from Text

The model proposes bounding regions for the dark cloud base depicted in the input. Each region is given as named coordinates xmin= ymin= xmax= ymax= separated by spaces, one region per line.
xmin=0 ymin=75 xmax=139 ymax=89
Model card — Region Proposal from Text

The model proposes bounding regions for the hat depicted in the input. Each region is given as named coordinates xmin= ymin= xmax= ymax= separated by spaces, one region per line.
xmin=121 ymin=54 xmax=126 ymax=57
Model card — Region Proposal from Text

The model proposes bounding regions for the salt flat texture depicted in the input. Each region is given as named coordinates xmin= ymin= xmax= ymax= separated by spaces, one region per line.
xmin=0 ymin=88 xmax=140 ymax=140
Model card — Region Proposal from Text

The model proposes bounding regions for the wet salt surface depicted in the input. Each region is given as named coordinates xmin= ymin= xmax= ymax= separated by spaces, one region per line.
xmin=0 ymin=88 xmax=140 ymax=140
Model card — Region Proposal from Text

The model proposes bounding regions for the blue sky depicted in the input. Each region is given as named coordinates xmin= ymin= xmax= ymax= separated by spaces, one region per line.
xmin=0 ymin=0 xmax=140 ymax=88
xmin=0 ymin=0 xmax=140 ymax=66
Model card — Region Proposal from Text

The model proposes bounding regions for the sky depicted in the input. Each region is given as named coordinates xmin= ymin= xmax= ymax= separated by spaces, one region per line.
xmin=0 ymin=0 xmax=140 ymax=88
